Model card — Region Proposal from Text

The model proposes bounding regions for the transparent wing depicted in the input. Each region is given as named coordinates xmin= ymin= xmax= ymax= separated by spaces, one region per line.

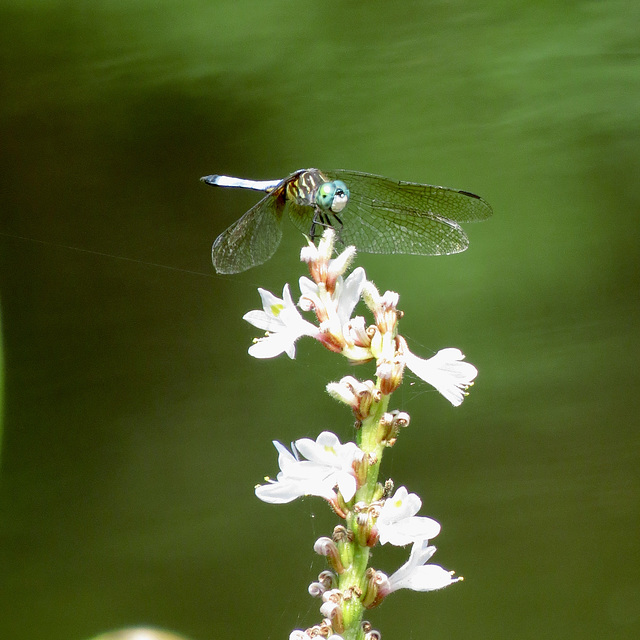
xmin=287 ymin=201 xmax=315 ymax=237
xmin=344 ymin=203 xmax=468 ymax=255
xmin=211 ymin=189 xmax=286 ymax=274
xmin=326 ymin=170 xmax=492 ymax=223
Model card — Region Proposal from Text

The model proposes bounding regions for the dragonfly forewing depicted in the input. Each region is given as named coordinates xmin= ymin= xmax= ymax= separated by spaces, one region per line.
xmin=324 ymin=170 xmax=492 ymax=223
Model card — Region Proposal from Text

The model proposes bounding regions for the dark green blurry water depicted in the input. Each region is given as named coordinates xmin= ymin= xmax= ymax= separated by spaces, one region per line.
xmin=1 ymin=2 xmax=639 ymax=639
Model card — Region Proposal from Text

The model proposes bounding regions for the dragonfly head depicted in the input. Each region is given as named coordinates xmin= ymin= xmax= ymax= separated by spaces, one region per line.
xmin=316 ymin=180 xmax=350 ymax=214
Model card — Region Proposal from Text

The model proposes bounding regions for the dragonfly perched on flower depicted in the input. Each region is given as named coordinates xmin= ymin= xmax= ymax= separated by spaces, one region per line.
xmin=201 ymin=168 xmax=492 ymax=274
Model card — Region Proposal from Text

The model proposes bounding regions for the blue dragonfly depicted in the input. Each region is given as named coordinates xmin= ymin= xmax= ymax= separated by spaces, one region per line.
xmin=202 ymin=168 xmax=492 ymax=274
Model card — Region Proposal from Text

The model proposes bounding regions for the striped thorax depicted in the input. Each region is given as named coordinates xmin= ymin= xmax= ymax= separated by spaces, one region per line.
xmin=285 ymin=169 xmax=329 ymax=207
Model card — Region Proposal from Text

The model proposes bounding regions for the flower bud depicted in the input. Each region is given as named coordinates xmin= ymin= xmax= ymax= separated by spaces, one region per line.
xmin=376 ymin=412 xmax=396 ymax=444
xmin=362 ymin=283 xmax=401 ymax=334
xmin=309 ymin=568 xmax=338 ymax=597
xmin=332 ymin=525 xmax=352 ymax=543
xmin=319 ymin=599 xmax=340 ymax=620
xmin=353 ymin=503 xmax=379 ymax=547
xmin=391 ymin=410 xmax=410 ymax=428
xmin=327 ymin=376 xmax=380 ymax=423
xmin=361 ymin=622 xmax=382 ymax=640
xmin=326 ymin=245 xmax=356 ymax=291
xmin=314 ymin=536 xmax=345 ymax=574
xmin=321 ymin=589 xmax=344 ymax=632
xmin=377 ymin=355 xmax=405 ymax=396
xmin=353 ymin=451 xmax=375 ymax=487
xmin=361 ymin=568 xmax=388 ymax=609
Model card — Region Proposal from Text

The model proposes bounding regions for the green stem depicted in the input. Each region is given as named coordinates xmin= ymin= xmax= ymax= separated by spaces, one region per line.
xmin=339 ymin=386 xmax=390 ymax=640
xmin=339 ymin=540 xmax=369 ymax=639
xmin=356 ymin=387 xmax=389 ymax=501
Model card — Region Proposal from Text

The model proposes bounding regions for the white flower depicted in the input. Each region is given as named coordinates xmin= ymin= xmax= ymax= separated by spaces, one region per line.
xmin=243 ymin=284 xmax=318 ymax=359
xmin=298 ymin=266 xmax=366 ymax=326
xmin=403 ymin=347 xmax=478 ymax=406
xmin=383 ymin=539 xmax=461 ymax=593
xmin=255 ymin=432 xmax=364 ymax=504
xmin=376 ymin=486 xmax=441 ymax=546
xmin=254 ymin=441 xmax=333 ymax=503
xmin=294 ymin=431 xmax=363 ymax=500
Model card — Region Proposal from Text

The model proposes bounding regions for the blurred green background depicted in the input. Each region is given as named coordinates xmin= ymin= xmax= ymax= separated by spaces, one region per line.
xmin=1 ymin=1 xmax=639 ymax=639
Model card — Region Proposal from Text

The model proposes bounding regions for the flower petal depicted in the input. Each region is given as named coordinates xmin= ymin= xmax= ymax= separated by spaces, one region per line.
xmin=387 ymin=539 xmax=461 ymax=592
xmin=391 ymin=563 xmax=459 ymax=591
xmin=404 ymin=347 xmax=478 ymax=406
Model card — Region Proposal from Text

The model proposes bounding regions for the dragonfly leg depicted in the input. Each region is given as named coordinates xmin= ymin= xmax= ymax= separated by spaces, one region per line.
xmin=329 ymin=213 xmax=346 ymax=246
xmin=310 ymin=208 xmax=334 ymax=241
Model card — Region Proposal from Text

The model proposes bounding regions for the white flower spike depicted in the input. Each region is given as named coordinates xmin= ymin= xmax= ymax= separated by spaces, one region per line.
xmin=242 ymin=226 xmax=483 ymax=638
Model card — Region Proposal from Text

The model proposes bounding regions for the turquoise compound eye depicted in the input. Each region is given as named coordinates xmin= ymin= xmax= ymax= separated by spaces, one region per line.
xmin=330 ymin=180 xmax=349 ymax=213
xmin=333 ymin=180 xmax=349 ymax=198
xmin=316 ymin=182 xmax=337 ymax=211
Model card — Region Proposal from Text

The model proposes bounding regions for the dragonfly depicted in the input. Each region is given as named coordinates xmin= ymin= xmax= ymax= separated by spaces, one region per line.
xmin=201 ymin=168 xmax=492 ymax=274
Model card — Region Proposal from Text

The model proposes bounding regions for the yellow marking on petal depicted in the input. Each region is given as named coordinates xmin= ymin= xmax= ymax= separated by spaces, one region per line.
xmin=270 ymin=303 xmax=285 ymax=317
xmin=324 ymin=445 xmax=337 ymax=455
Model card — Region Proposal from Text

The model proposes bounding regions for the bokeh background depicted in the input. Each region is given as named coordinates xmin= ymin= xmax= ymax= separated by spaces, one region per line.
xmin=1 ymin=2 xmax=639 ymax=639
